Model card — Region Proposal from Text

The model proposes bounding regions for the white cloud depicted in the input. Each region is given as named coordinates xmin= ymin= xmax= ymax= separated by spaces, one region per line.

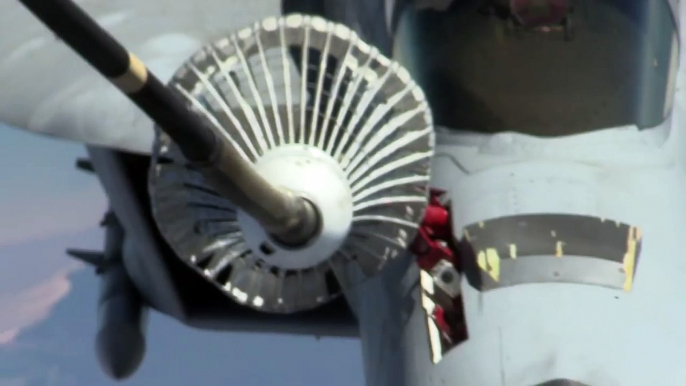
xmin=0 ymin=329 xmax=19 ymax=345
xmin=0 ymin=222 xmax=103 ymax=346
xmin=0 ymin=267 xmax=78 ymax=345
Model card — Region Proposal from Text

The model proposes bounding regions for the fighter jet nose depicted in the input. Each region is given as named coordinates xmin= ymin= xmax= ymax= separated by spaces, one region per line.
xmin=96 ymin=326 xmax=146 ymax=380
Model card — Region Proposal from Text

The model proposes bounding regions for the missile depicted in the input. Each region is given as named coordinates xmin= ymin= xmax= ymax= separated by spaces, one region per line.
xmin=69 ymin=212 xmax=148 ymax=380
xmin=95 ymin=255 xmax=147 ymax=380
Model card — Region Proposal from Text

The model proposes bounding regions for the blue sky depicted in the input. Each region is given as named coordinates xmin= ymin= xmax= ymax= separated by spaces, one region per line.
xmin=0 ymin=125 xmax=364 ymax=386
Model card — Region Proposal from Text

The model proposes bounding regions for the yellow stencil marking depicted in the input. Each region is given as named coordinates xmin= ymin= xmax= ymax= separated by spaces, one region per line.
xmin=555 ymin=241 xmax=565 ymax=257
xmin=485 ymin=248 xmax=500 ymax=282
xmin=478 ymin=221 xmax=485 ymax=228
xmin=509 ymin=244 xmax=517 ymax=259
xmin=477 ymin=249 xmax=500 ymax=282
xmin=477 ymin=250 xmax=487 ymax=272
xmin=623 ymin=226 xmax=642 ymax=292
xmin=463 ymin=229 xmax=472 ymax=242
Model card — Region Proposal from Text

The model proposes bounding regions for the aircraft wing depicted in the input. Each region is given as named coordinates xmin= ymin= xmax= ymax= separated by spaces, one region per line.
xmin=0 ymin=0 xmax=279 ymax=154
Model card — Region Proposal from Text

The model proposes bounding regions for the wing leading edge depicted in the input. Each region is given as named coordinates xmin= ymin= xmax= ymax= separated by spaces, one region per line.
xmin=0 ymin=0 xmax=280 ymax=153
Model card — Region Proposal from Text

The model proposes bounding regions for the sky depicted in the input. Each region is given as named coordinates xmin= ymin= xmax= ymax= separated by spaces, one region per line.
xmin=0 ymin=126 xmax=364 ymax=386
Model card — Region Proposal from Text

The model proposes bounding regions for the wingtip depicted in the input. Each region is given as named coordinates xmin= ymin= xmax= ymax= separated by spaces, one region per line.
xmin=66 ymin=248 xmax=105 ymax=267
xmin=75 ymin=158 xmax=94 ymax=173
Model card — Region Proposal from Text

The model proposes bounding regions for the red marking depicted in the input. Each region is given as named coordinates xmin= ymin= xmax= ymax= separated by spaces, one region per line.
xmin=411 ymin=189 xmax=455 ymax=271
xmin=432 ymin=306 xmax=451 ymax=333
xmin=413 ymin=189 xmax=470 ymax=352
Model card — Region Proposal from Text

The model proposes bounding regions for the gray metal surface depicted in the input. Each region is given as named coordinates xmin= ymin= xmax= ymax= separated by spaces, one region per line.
xmin=149 ymin=14 xmax=434 ymax=314
xmin=460 ymin=214 xmax=641 ymax=292
xmin=347 ymin=114 xmax=686 ymax=386
xmin=344 ymin=3 xmax=686 ymax=381
xmin=0 ymin=0 xmax=280 ymax=153
xmin=347 ymin=123 xmax=686 ymax=384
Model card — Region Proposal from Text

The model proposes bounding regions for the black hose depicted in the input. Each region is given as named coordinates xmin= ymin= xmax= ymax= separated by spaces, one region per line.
xmin=16 ymin=0 xmax=318 ymax=246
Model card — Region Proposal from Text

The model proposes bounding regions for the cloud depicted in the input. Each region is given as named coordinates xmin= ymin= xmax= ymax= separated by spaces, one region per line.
xmin=0 ymin=224 xmax=103 ymax=347
xmin=0 ymin=268 xmax=78 ymax=345
xmin=0 ymin=182 xmax=106 ymax=246
xmin=0 ymin=330 xmax=19 ymax=345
